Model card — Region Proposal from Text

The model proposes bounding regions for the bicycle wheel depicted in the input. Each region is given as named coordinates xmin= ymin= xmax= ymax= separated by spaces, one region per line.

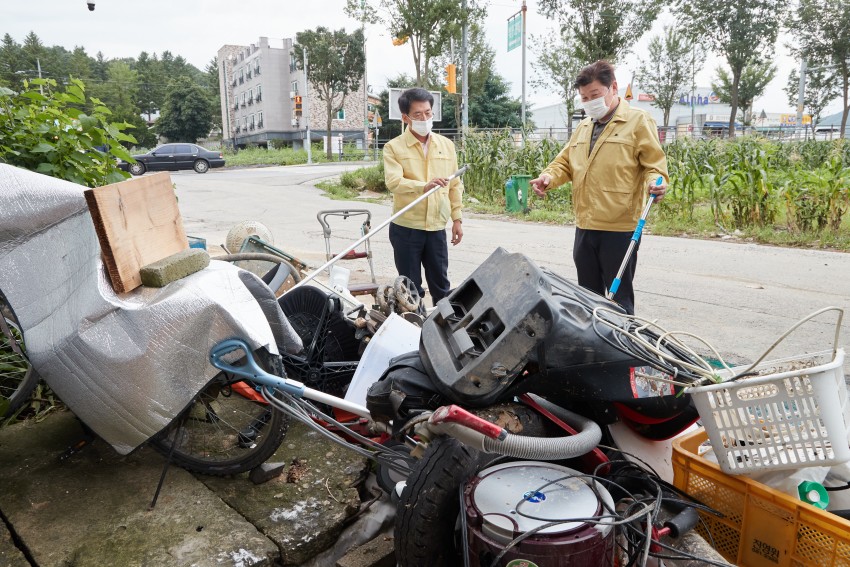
xmin=0 ymin=294 xmax=39 ymax=419
xmin=152 ymin=350 xmax=288 ymax=476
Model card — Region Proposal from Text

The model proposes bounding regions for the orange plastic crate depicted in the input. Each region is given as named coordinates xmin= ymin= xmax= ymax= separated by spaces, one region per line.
xmin=672 ymin=428 xmax=850 ymax=567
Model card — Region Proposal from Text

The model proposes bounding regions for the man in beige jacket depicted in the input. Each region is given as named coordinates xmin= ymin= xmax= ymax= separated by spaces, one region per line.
xmin=531 ymin=61 xmax=668 ymax=314
xmin=383 ymin=87 xmax=464 ymax=305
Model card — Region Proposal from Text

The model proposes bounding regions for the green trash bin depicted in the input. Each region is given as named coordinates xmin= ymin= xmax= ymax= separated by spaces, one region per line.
xmin=505 ymin=174 xmax=531 ymax=213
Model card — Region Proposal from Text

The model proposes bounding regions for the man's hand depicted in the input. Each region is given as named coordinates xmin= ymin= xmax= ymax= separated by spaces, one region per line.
xmin=648 ymin=178 xmax=668 ymax=202
xmin=424 ymin=177 xmax=449 ymax=192
xmin=530 ymin=173 xmax=552 ymax=197
xmin=451 ymin=219 xmax=463 ymax=246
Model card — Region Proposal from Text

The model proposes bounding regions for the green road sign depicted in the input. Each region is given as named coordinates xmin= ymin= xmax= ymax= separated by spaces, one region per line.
xmin=507 ymin=12 xmax=522 ymax=52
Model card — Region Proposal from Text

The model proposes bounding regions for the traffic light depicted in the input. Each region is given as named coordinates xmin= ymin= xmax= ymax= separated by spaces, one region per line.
xmin=294 ymin=95 xmax=303 ymax=116
xmin=445 ymin=64 xmax=457 ymax=94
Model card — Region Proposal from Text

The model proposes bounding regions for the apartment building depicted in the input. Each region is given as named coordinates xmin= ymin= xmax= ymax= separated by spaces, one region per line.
xmin=217 ymin=37 xmax=368 ymax=149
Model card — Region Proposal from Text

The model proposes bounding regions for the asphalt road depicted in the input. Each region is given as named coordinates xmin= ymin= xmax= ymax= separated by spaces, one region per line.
xmin=173 ymin=164 xmax=850 ymax=374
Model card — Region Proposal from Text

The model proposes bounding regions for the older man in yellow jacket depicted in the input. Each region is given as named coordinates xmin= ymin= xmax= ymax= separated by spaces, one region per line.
xmin=531 ymin=61 xmax=668 ymax=314
xmin=383 ymin=87 xmax=464 ymax=305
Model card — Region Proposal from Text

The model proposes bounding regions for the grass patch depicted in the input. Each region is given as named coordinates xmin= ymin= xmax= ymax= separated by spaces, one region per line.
xmin=221 ymin=144 xmax=373 ymax=168
xmin=223 ymin=146 xmax=316 ymax=167
xmin=340 ymin=163 xmax=387 ymax=193
xmin=315 ymin=180 xmax=360 ymax=201
xmin=306 ymin=157 xmax=850 ymax=251
xmin=650 ymin=202 xmax=850 ymax=251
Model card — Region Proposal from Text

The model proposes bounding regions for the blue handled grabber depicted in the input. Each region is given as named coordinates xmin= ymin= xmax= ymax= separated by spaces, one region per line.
xmin=606 ymin=176 xmax=663 ymax=301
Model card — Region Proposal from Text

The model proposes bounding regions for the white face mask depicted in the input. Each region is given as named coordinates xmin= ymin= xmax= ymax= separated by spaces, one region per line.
xmin=409 ymin=116 xmax=433 ymax=136
xmin=582 ymin=88 xmax=611 ymax=120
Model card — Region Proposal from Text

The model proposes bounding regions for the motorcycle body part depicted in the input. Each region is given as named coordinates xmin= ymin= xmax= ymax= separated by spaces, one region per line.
xmin=419 ymin=247 xmax=631 ymax=406
xmin=464 ymin=461 xmax=616 ymax=566
xmin=366 ymin=350 xmax=448 ymax=428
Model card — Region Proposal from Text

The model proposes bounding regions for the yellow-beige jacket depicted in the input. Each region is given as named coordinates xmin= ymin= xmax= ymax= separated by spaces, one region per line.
xmin=383 ymin=128 xmax=463 ymax=231
xmin=542 ymin=99 xmax=668 ymax=231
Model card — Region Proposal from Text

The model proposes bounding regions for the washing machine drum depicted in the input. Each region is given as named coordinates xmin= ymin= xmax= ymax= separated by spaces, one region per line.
xmin=463 ymin=461 xmax=616 ymax=567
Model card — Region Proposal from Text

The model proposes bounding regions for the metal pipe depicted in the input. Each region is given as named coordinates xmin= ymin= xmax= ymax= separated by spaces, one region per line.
xmin=521 ymin=0 xmax=527 ymax=144
xmin=607 ymin=177 xmax=662 ymax=300
xmin=289 ymin=164 xmax=470 ymax=290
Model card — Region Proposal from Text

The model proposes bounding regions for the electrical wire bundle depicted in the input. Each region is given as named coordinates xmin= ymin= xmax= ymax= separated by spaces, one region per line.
xmin=592 ymin=305 xmax=844 ymax=390
xmin=260 ymin=386 xmax=414 ymax=479
xmin=591 ymin=306 xmax=732 ymax=388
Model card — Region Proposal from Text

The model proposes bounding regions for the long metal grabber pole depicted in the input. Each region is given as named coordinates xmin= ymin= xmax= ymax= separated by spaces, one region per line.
xmin=606 ymin=176 xmax=662 ymax=300
xmin=290 ymin=164 xmax=470 ymax=291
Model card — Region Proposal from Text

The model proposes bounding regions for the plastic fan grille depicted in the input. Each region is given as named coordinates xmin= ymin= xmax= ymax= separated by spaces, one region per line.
xmin=278 ymin=286 xmax=359 ymax=397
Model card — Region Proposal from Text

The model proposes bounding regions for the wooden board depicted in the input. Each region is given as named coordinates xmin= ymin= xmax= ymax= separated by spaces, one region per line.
xmin=84 ymin=172 xmax=189 ymax=294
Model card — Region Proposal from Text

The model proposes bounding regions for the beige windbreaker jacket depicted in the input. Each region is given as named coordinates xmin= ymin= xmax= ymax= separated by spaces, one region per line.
xmin=542 ymin=99 xmax=668 ymax=231
xmin=383 ymin=128 xmax=464 ymax=231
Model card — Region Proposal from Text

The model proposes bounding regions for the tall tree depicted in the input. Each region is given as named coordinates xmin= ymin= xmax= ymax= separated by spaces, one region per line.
xmin=711 ymin=60 xmax=776 ymax=125
xmin=784 ymin=66 xmax=838 ymax=136
xmin=0 ymin=34 xmax=23 ymax=89
xmin=789 ymin=0 xmax=850 ymax=138
xmin=347 ymin=0 xmax=481 ymax=87
xmin=293 ymin=27 xmax=366 ymax=160
xmin=134 ymin=51 xmax=164 ymax=122
xmin=678 ymin=0 xmax=788 ymax=137
xmin=91 ymin=51 xmax=108 ymax=81
xmin=92 ymin=60 xmax=155 ymax=148
xmin=532 ymin=27 xmax=584 ymax=135
xmin=635 ymin=26 xmax=697 ymax=127
xmin=96 ymin=61 xmax=139 ymax=118
xmin=204 ymin=57 xmax=222 ymax=133
xmin=20 ymin=31 xmax=45 ymax=76
xmin=538 ymin=0 xmax=664 ymax=63
xmin=67 ymin=46 xmax=93 ymax=81
xmin=430 ymin=20 xmax=494 ymax=127
xmin=155 ymin=76 xmax=213 ymax=143
xmin=468 ymin=74 xmax=524 ymax=128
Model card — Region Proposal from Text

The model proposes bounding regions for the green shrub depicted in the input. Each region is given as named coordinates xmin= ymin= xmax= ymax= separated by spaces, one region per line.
xmin=340 ymin=162 xmax=386 ymax=192
xmin=782 ymin=156 xmax=850 ymax=232
xmin=0 ymin=78 xmax=135 ymax=187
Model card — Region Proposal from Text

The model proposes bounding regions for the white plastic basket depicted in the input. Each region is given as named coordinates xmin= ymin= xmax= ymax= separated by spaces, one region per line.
xmin=688 ymin=348 xmax=849 ymax=474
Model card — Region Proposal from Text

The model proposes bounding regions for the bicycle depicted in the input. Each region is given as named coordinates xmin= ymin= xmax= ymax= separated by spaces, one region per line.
xmin=0 ymin=288 xmax=39 ymax=420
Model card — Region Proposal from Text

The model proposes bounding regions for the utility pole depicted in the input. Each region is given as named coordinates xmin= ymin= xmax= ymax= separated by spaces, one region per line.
xmin=361 ymin=0 xmax=369 ymax=160
xmin=304 ymin=47 xmax=312 ymax=165
xmin=221 ymin=59 xmax=233 ymax=150
xmin=690 ymin=45 xmax=696 ymax=138
xmin=37 ymin=58 xmax=43 ymax=95
xmin=461 ymin=0 xmax=469 ymax=132
xmin=521 ymin=0 xmax=527 ymax=145
xmin=797 ymin=58 xmax=807 ymax=137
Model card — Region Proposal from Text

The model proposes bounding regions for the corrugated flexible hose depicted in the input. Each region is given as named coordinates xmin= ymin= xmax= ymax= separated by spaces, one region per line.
xmin=428 ymin=397 xmax=601 ymax=460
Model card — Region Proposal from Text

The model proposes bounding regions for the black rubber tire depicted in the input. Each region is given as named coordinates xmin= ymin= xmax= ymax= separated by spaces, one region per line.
xmin=193 ymin=159 xmax=209 ymax=173
xmin=375 ymin=439 xmax=413 ymax=495
xmin=151 ymin=351 xmax=288 ymax=476
xmin=394 ymin=437 xmax=491 ymax=567
xmin=128 ymin=162 xmax=145 ymax=176
xmin=0 ymin=296 xmax=40 ymax=419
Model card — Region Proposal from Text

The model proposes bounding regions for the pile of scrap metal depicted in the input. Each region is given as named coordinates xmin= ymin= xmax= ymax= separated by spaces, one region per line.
xmin=359 ymin=275 xmax=426 ymax=337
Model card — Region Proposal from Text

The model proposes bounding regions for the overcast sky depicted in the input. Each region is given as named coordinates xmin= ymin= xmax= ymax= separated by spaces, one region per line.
xmin=4 ymin=0 xmax=843 ymax=119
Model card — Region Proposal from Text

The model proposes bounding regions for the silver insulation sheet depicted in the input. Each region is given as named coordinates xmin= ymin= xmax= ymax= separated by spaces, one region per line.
xmin=0 ymin=164 xmax=277 ymax=454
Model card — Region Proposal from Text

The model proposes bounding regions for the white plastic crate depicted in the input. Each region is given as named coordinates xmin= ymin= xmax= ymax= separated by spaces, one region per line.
xmin=688 ymin=349 xmax=849 ymax=474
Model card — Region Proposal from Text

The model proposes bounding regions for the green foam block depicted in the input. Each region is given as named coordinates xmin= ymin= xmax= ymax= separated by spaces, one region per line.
xmin=140 ymin=248 xmax=210 ymax=287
